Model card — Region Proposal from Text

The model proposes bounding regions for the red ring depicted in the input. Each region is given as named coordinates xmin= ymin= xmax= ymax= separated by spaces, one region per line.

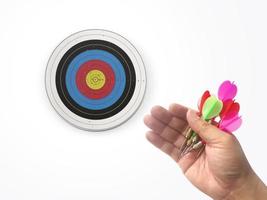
xmin=76 ymin=60 xmax=115 ymax=99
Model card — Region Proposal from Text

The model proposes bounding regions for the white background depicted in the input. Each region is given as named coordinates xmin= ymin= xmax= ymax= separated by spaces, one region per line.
xmin=0 ymin=0 xmax=267 ymax=199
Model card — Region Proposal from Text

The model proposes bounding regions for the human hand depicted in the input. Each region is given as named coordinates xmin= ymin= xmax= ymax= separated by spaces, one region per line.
xmin=144 ymin=103 xmax=267 ymax=200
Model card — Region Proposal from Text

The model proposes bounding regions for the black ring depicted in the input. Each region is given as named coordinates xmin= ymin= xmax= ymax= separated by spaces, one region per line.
xmin=56 ymin=40 xmax=136 ymax=120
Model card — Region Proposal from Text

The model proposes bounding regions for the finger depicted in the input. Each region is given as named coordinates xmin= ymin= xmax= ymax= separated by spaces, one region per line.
xmin=144 ymin=115 xmax=185 ymax=147
xmin=178 ymin=149 xmax=204 ymax=174
xmin=146 ymin=131 xmax=180 ymax=162
xmin=150 ymin=105 xmax=188 ymax=133
xmin=186 ymin=109 xmax=226 ymax=144
xmin=144 ymin=114 xmax=165 ymax=132
xmin=168 ymin=103 xmax=188 ymax=121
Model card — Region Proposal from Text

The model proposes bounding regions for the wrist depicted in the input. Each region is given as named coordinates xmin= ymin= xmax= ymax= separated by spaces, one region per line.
xmin=223 ymin=172 xmax=267 ymax=200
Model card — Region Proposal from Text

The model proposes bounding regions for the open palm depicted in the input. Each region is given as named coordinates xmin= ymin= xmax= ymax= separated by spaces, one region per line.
xmin=144 ymin=104 xmax=253 ymax=199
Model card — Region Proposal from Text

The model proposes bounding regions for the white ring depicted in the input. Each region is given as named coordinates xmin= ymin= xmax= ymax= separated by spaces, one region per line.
xmin=45 ymin=29 xmax=146 ymax=131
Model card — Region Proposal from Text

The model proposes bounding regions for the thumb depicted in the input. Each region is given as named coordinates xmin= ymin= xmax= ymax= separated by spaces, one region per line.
xmin=186 ymin=109 xmax=226 ymax=144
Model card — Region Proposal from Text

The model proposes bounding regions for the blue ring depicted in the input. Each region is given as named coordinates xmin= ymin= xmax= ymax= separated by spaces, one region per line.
xmin=65 ymin=50 xmax=126 ymax=110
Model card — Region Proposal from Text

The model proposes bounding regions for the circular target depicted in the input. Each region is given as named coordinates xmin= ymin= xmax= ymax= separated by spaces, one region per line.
xmin=45 ymin=30 xmax=146 ymax=131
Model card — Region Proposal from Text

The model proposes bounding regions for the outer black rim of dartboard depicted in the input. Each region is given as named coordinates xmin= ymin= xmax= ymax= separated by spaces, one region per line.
xmin=55 ymin=40 xmax=136 ymax=120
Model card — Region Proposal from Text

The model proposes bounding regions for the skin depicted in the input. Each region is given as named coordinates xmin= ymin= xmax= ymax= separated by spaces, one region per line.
xmin=144 ymin=103 xmax=267 ymax=200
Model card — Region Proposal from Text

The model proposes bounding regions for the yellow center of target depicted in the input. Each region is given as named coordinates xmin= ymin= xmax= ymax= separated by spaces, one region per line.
xmin=86 ymin=69 xmax=106 ymax=90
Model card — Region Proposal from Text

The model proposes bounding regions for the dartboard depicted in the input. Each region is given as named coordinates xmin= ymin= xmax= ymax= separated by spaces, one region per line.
xmin=45 ymin=30 xmax=146 ymax=131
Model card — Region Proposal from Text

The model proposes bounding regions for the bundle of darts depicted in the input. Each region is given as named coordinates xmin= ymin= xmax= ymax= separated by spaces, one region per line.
xmin=178 ymin=80 xmax=242 ymax=159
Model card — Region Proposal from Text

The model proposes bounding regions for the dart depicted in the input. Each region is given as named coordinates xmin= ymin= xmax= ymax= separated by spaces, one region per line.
xmin=178 ymin=80 xmax=242 ymax=160
xmin=198 ymin=90 xmax=211 ymax=111
xmin=218 ymin=80 xmax=237 ymax=101
xmin=181 ymin=96 xmax=223 ymax=156
xmin=202 ymin=96 xmax=223 ymax=120
xmin=219 ymin=115 xmax=242 ymax=133
xmin=220 ymin=99 xmax=240 ymax=120
xmin=179 ymin=90 xmax=211 ymax=155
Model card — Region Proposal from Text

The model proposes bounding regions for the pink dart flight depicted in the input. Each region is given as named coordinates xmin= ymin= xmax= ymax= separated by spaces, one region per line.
xmin=218 ymin=80 xmax=237 ymax=101
xmin=219 ymin=115 xmax=242 ymax=133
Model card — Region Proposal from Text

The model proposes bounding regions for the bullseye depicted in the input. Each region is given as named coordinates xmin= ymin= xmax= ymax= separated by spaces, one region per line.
xmin=86 ymin=69 xmax=106 ymax=90
xmin=75 ymin=59 xmax=116 ymax=100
